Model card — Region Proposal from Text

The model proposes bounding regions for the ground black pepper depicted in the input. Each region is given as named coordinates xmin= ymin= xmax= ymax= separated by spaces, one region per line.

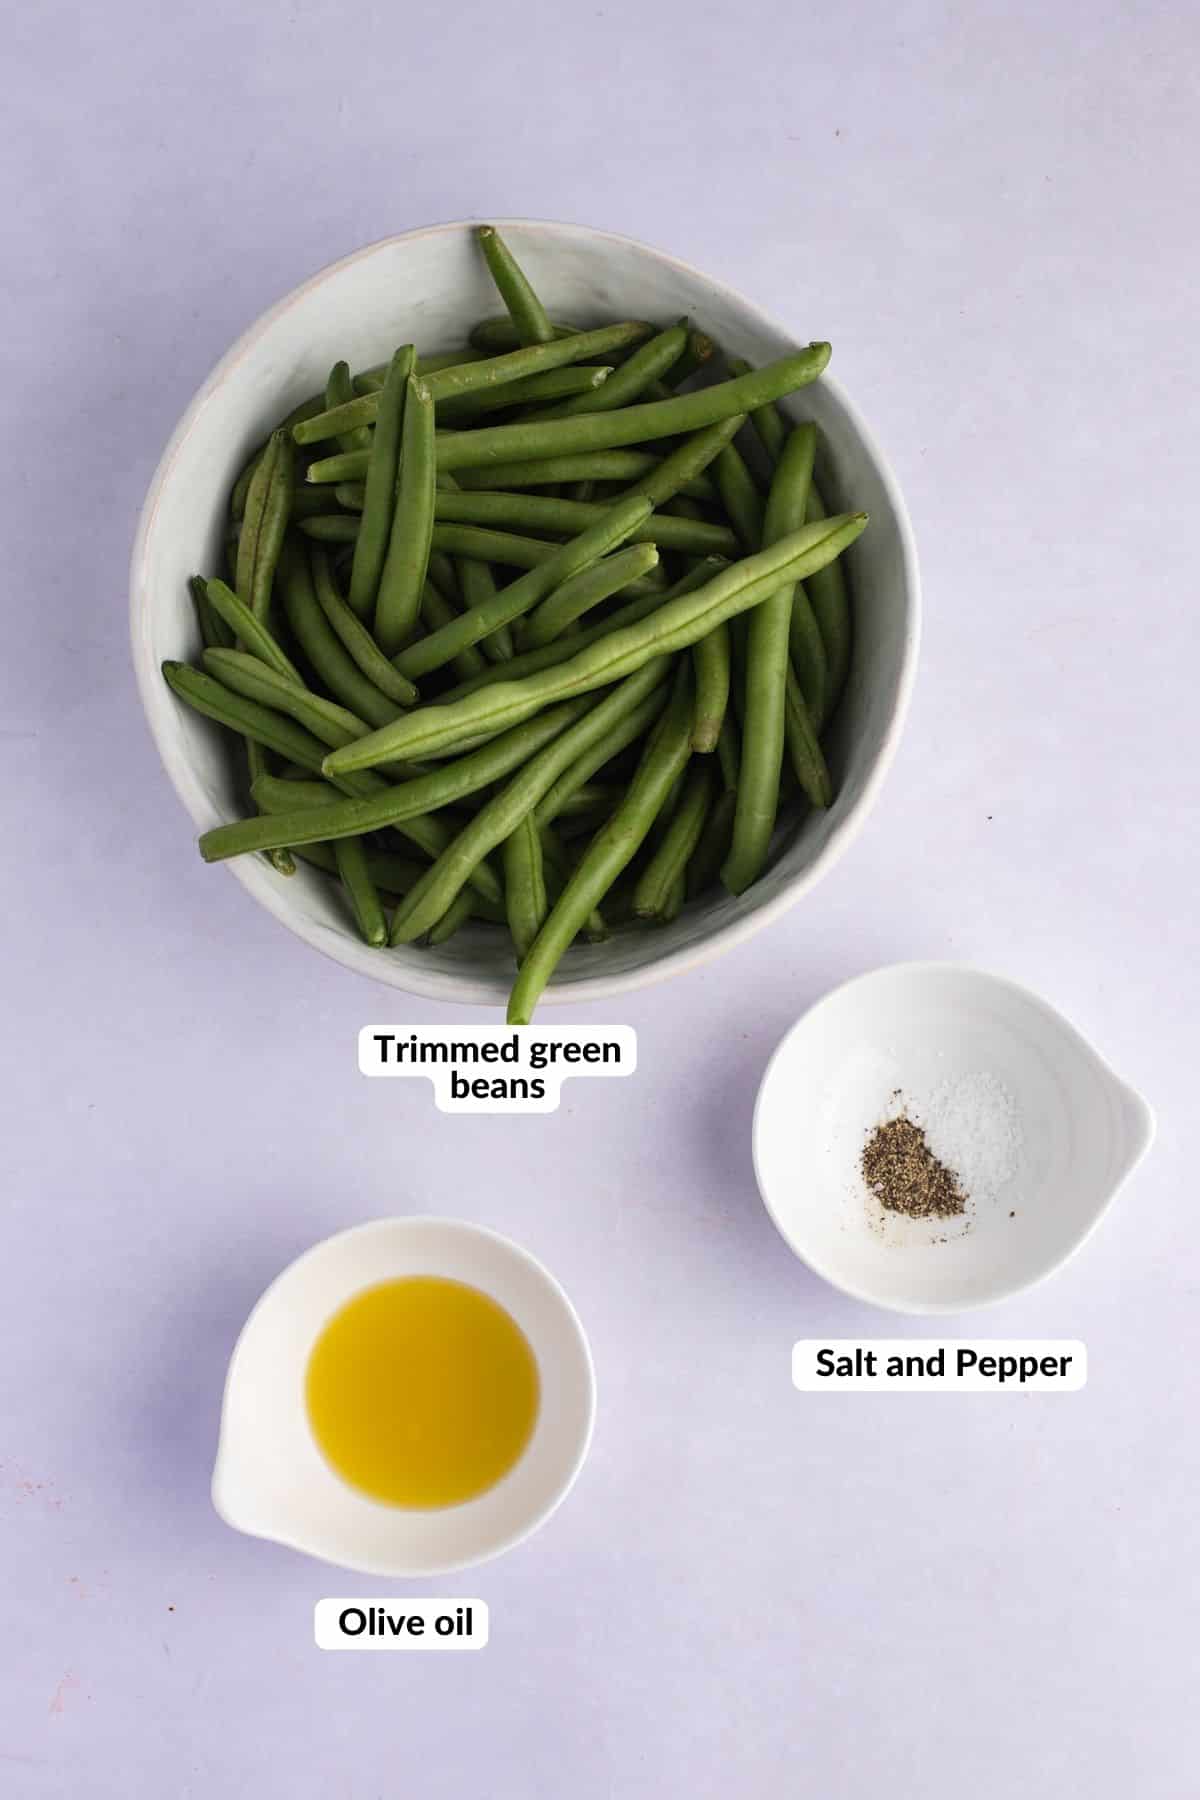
xmin=861 ymin=1114 xmax=967 ymax=1219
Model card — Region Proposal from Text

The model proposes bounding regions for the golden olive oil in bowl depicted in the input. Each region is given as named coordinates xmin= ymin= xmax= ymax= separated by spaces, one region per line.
xmin=305 ymin=1275 xmax=540 ymax=1509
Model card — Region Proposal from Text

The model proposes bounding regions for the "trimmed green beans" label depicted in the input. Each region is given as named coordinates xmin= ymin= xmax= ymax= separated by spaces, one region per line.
xmin=359 ymin=1026 xmax=636 ymax=1113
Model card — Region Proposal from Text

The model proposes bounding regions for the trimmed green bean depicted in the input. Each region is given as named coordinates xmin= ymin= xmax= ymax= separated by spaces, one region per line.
xmin=468 ymin=316 xmax=577 ymax=351
xmin=298 ymin=515 xmax=359 ymax=542
xmin=326 ymin=513 xmax=866 ymax=769
xmin=661 ymin=328 xmax=716 ymax=390
xmin=784 ymin=664 xmax=832 ymax=808
xmin=418 ymin=580 xmax=487 ymax=681
xmin=714 ymin=443 xmax=765 ymax=550
xmin=336 ymin=483 xmax=367 ymax=510
xmin=426 ymin=887 xmax=478 ymax=945
xmin=507 ymin=667 xmax=695 ymax=1024
xmin=201 ymin=577 xmax=302 ymax=681
xmin=334 ymin=835 xmax=387 ymax=946
xmin=190 ymin=575 xmax=234 ymax=650
xmin=389 ymin=660 xmax=670 ymax=945
xmin=691 ymin=621 xmax=731 ymax=752
xmin=634 ymin=762 xmax=713 ymax=917
xmin=721 ymin=423 xmax=819 ymax=893
xmin=503 ymin=815 xmax=549 ymax=959
xmin=310 ymin=548 xmax=418 ymax=709
xmin=236 ymin=428 xmax=293 ymax=617
xmin=455 ymin=450 xmax=717 ymax=500
xmin=375 ymin=377 xmax=436 ymax=654
xmin=295 ymin=324 xmax=654 ymax=442
xmin=278 ymin=544 xmax=404 ymax=730
xmin=433 ymin=489 xmax=736 ymax=557
xmin=349 ymin=344 xmax=414 ymax=618
xmin=804 ymin=483 xmax=853 ymax=717
xmin=200 ymin=700 xmax=590 ymax=862
xmin=326 ymin=360 xmax=372 ymax=454
xmin=618 ymin=417 xmax=743 ymax=509
xmin=394 ymin=493 xmax=655 ymax=681
xmin=307 ymin=448 xmax=372 ymax=485
xmin=533 ymin=687 xmax=669 ymax=827
xmin=434 ymin=345 xmax=830 ymax=470
xmin=477 ymin=225 xmax=556 ymax=345
xmin=530 ymin=320 xmax=687 ymax=418
xmin=686 ymin=787 xmax=736 ymax=897
xmin=440 ymin=366 xmax=609 ymax=421
xmin=455 ymin=558 xmax=513 ymax=665
xmin=521 ymin=544 xmax=660 ymax=649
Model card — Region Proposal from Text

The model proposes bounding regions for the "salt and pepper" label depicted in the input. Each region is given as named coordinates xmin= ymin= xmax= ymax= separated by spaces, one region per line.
xmin=793 ymin=1340 xmax=1087 ymax=1392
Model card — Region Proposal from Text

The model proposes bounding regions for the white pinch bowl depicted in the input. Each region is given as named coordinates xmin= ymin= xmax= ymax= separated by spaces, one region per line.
xmin=753 ymin=963 xmax=1155 ymax=1314
xmin=212 ymin=1218 xmax=595 ymax=1576
xmin=131 ymin=219 xmax=920 ymax=1006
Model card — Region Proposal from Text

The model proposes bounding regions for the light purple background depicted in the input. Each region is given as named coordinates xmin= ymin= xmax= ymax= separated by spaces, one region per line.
xmin=5 ymin=3 xmax=1196 ymax=1794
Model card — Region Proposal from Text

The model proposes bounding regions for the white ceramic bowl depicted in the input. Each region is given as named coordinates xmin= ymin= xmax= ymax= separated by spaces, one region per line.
xmin=753 ymin=963 xmax=1155 ymax=1314
xmin=212 ymin=1218 xmax=595 ymax=1576
xmin=132 ymin=220 xmax=920 ymax=1006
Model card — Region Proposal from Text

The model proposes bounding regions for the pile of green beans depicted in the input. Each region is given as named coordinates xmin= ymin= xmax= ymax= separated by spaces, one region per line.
xmin=164 ymin=226 xmax=865 ymax=1021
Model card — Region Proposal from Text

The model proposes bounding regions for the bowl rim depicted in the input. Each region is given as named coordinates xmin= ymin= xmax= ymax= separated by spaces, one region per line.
xmin=211 ymin=1214 xmax=597 ymax=1576
xmin=131 ymin=216 xmax=922 ymax=1006
xmin=751 ymin=958 xmax=1157 ymax=1316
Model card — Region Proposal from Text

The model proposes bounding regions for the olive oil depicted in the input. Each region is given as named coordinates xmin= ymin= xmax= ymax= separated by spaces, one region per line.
xmin=305 ymin=1276 xmax=539 ymax=1509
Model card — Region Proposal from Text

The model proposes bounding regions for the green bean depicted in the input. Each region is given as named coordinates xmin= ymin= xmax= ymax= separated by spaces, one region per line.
xmin=507 ymin=667 xmax=694 ymax=1023
xmin=427 ymin=549 xmax=460 ymax=601
xmin=418 ymin=580 xmax=487 ymax=681
xmin=714 ymin=443 xmax=765 ymax=550
xmin=288 ymin=484 xmax=346 ymax=520
xmin=200 ymin=577 xmax=302 ymax=682
xmin=394 ymin=493 xmax=655 ymax=680
xmin=503 ymin=815 xmax=548 ymax=959
xmin=310 ymin=548 xmax=418 ymax=709
xmin=163 ymin=660 xmax=476 ymax=883
xmin=435 ymin=345 xmax=829 ymax=471
xmin=534 ymin=687 xmax=669 ymax=827
xmin=201 ymin=649 xmax=393 ymax=763
xmin=691 ymin=621 xmax=731 ymax=752
xmin=521 ymin=544 xmax=659 ymax=649
xmin=439 ymin=366 xmax=610 ymax=421
xmin=804 ymin=483 xmax=853 ymax=717
xmin=439 ymin=559 xmax=720 ymax=702
xmin=236 ymin=428 xmax=293 ymax=617
xmin=751 ymin=422 xmax=826 ymax=727
xmin=538 ymin=825 xmax=608 ymax=942
xmin=295 ymin=324 xmax=654 ymax=443
xmin=455 ymin=558 xmax=513 ymax=664
xmin=618 ymin=417 xmax=744 ymax=509
xmin=477 ymin=224 xmax=556 ymax=346
xmin=433 ymin=489 xmax=736 ymax=557
xmin=230 ymin=394 xmax=327 ymax=520
xmin=349 ymin=344 xmax=414 ymax=618
xmin=784 ymin=665 xmax=832 ymax=808
xmin=374 ymin=377 xmax=435 ymax=654
xmin=292 ymin=839 xmax=506 ymax=922
xmin=336 ymin=483 xmax=367 ymax=510
xmin=634 ymin=761 xmax=713 ymax=917
xmin=716 ymin=713 xmax=740 ymax=791
xmin=721 ymin=424 xmax=820 ymax=893
xmin=686 ymin=787 xmax=736 ymax=897
xmin=455 ymin=451 xmax=717 ymax=499
xmin=327 ymin=513 xmax=865 ymax=769
xmin=326 ymin=360 xmax=372 ymax=454
xmin=200 ymin=700 xmax=590 ymax=862
xmin=530 ymin=320 xmax=687 ymax=418
xmin=423 ymin=522 xmax=662 ymax=592
xmin=332 ymin=835 xmax=387 ymax=945
xmin=425 ymin=887 xmax=478 ymax=945
xmin=278 ymin=544 xmax=404 ymax=730
xmin=468 ymin=316 xmax=577 ymax=351
xmin=389 ymin=660 xmax=670 ymax=945
xmin=306 ymin=449 xmax=372 ymax=485
xmin=190 ymin=575 xmax=234 ymax=650
xmin=553 ymin=782 xmax=621 ymax=820
xmin=661 ymin=328 xmax=716 ymax=390
xmin=298 ymin=515 xmax=359 ymax=542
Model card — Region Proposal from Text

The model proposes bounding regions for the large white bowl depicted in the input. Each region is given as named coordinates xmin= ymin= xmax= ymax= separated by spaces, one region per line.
xmin=131 ymin=220 xmax=920 ymax=1006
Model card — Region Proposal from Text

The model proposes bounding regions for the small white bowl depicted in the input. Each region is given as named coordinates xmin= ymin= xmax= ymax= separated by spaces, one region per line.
xmin=753 ymin=963 xmax=1155 ymax=1314
xmin=212 ymin=1218 xmax=595 ymax=1576
xmin=131 ymin=219 xmax=920 ymax=1006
